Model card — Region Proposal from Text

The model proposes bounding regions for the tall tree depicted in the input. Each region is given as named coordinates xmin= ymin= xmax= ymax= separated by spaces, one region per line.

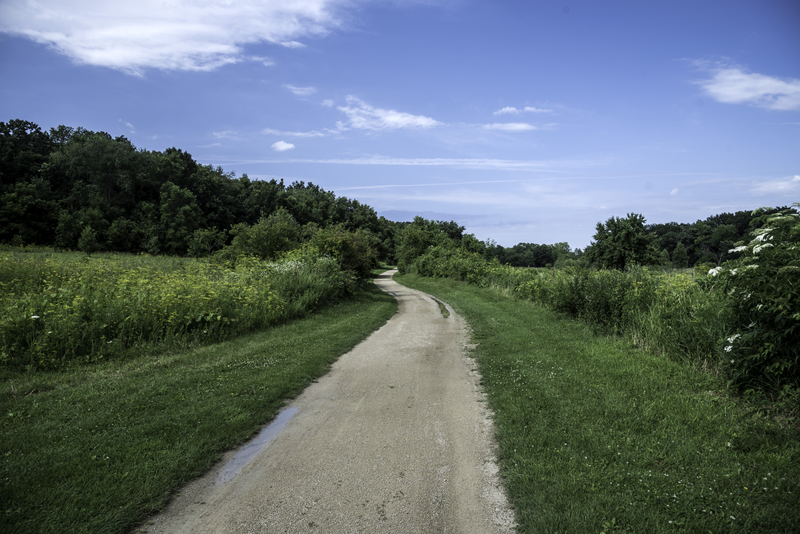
xmin=672 ymin=241 xmax=689 ymax=268
xmin=587 ymin=213 xmax=659 ymax=270
xmin=0 ymin=119 xmax=53 ymax=190
xmin=159 ymin=182 xmax=203 ymax=255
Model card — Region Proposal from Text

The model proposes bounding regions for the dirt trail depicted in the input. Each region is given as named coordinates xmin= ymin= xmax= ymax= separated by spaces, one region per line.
xmin=142 ymin=270 xmax=514 ymax=533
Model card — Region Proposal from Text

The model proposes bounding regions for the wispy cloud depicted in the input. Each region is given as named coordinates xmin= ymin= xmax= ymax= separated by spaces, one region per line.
xmin=483 ymin=123 xmax=537 ymax=131
xmin=284 ymin=84 xmax=317 ymax=96
xmin=271 ymin=140 xmax=296 ymax=152
xmin=494 ymin=106 xmax=520 ymax=115
xmin=230 ymin=155 xmax=599 ymax=172
xmin=251 ymin=56 xmax=275 ymax=67
xmin=279 ymin=41 xmax=306 ymax=49
xmin=263 ymin=128 xmax=326 ymax=138
xmin=751 ymin=175 xmax=800 ymax=195
xmin=493 ymin=106 xmax=553 ymax=115
xmin=213 ymin=130 xmax=243 ymax=140
xmin=337 ymin=96 xmax=442 ymax=131
xmin=524 ymin=106 xmax=552 ymax=113
xmin=119 ymin=119 xmax=135 ymax=133
xmin=696 ymin=63 xmax=800 ymax=111
xmin=0 ymin=0 xmax=344 ymax=75
xmin=321 ymin=99 xmax=334 ymax=107
xmin=336 ymin=179 xmax=524 ymax=191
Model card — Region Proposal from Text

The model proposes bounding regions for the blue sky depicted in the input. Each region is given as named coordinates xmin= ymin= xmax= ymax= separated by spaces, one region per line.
xmin=1 ymin=0 xmax=798 ymax=248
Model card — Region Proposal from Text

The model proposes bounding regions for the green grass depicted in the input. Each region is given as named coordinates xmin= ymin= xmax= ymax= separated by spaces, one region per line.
xmin=0 ymin=278 xmax=397 ymax=534
xmin=395 ymin=273 xmax=799 ymax=533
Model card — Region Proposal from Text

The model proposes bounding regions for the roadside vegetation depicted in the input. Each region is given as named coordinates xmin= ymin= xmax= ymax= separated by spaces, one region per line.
xmin=1 ymin=272 xmax=397 ymax=534
xmin=399 ymin=207 xmax=800 ymax=399
xmin=1 ymin=238 xmax=372 ymax=371
xmin=395 ymin=273 xmax=799 ymax=533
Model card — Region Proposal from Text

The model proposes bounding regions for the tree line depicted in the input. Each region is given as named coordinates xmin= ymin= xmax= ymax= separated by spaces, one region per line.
xmin=2 ymin=118 xmax=792 ymax=272
xmin=0 ymin=119 xmax=406 ymax=267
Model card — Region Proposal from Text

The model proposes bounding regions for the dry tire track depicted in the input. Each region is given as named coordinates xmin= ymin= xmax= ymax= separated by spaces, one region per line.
xmin=142 ymin=270 xmax=515 ymax=533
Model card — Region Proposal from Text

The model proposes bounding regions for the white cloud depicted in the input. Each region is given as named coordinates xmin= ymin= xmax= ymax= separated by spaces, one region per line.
xmin=213 ymin=130 xmax=242 ymax=140
xmin=284 ymin=84 xmax=317 ymax=96
xmin=483 ymin=123 xmax=537 ymax=131
xmin=670 ymin=188 xmax=679 ymax=196
xmin=251 ymin=56 xmax=275 ymax=67
xmin=271 ymin=140 xmax=296 ymax=152
xmin=279 ymin=41 xmax=306 ymax=49
xmin=0 ymin=0 xmax=343 ymax=75
xmin=233 ymin=155 xmax=597 ymax=172
xmin=119 ymin=119 xmax=135 ymax=132
xmin=697 ymin=65 xmax=800 ymax=111
xmin=752 ymin=175 xmax=800 ymax=195
xmin=337 ymin=96 xmax=442 ymax=131
xmin=321 ymin=99 xmax=334 ymax=107
xmin=336 ymin=179 xmax=524 ymax=191
xmin=263 ymin=128 xmax=326 ymax=138
xmin=493 ymin=106 xmax=553 ymax=115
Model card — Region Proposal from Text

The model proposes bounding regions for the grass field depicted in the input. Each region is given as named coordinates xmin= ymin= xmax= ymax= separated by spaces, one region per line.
xmin=0 ymin=274 xmax=397 ymax=534
xmin=396 ymin=273 xmax=799 ymax=533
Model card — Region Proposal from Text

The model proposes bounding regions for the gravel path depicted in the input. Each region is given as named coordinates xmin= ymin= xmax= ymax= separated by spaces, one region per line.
xmin=141 ymin=270 xmax=515 ymax=533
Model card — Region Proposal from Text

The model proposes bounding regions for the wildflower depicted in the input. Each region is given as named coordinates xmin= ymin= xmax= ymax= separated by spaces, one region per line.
xmin=31 ymin=315 xmax=40 ymax=319
xmin=727 ymin=334 xmax=741 ymax=344
xmin=728 ymin=246 xmax=747 ymax=253
xmin=708 ymin=267 xmax=723 ymax=276
xmin=725 ymin=346 xmax=733 ymax=353
xmin=753 ymin=230 xmax=771 ymax=242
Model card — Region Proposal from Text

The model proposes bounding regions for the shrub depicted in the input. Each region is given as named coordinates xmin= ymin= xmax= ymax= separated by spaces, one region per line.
xmin=709 ymin=205 xmax=800 ymax=392
xmin=306 ymin=224 xmax=379 ymax=280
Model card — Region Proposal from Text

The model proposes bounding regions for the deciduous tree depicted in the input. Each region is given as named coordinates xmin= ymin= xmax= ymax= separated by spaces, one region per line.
xmin=587 ymin=213 xmax=659 ymax=270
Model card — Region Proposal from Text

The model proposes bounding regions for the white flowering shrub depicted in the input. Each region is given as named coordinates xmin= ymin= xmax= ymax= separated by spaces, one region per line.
xmin=714 ymin=204 xmax=800 ymax=391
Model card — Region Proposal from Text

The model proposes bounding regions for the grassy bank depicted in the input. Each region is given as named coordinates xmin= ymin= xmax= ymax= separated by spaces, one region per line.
xmin=0 ymin=278 xmax=397 ymax=534
xmin=396 ymin=273 xmax=799 ymax=533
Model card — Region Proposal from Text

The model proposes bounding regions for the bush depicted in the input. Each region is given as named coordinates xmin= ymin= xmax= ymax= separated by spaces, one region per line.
xmin=709 ymin=205 xmax=800 ymax=392
xmin=306 ymin=224 xmax=379 ymax=280
xmin=77 ymin=225 xmax=100 ymax=254
xmin=415 ymin=245 xmax=498 ymax=285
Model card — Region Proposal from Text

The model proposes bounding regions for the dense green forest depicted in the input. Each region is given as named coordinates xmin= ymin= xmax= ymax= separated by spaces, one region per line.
xmin=0 ymin=118 xmax=792 ymax=270
xmin=0 ymin=119 xmax=404 ymax=263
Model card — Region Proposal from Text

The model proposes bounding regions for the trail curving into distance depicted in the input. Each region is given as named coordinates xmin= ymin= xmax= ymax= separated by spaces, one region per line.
xmin=142 ymin=270 xmax=515 ymax=533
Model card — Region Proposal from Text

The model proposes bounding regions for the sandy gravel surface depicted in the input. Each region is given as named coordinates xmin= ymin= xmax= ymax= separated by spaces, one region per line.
xmin=141 ymin=270 xmax=515 ymax=533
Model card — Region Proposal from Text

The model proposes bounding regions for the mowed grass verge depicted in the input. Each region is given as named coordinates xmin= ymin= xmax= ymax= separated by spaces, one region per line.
xmin=395 ymin=273 xmax=799 ymax=533
xmin=1 ymin=277 xmax=397 ymax=534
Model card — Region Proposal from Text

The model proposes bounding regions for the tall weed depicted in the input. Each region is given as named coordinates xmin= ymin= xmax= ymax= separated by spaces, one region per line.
xmin=413 ymin=245 xmax=736 ymax=379
xmin=0 ymin=251 xmax=352 ymax=370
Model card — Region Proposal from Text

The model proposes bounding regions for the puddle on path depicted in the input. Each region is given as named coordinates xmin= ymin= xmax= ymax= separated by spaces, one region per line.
xmin=216 ymin=406 xmax=299 ymax=485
